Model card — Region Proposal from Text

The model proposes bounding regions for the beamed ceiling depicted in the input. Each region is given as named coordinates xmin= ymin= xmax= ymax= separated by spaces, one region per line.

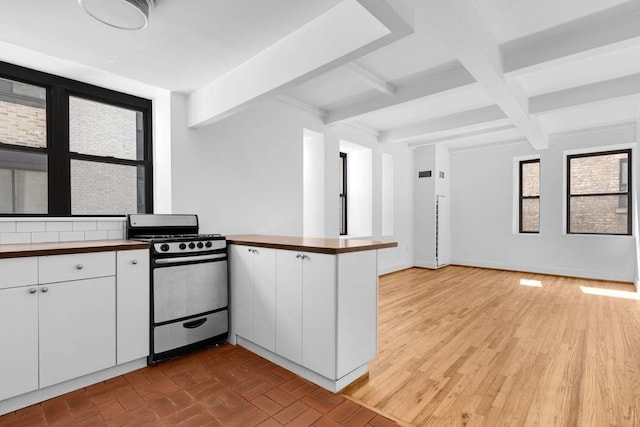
xmin=1 ymin=0 xmax=639 ymax=151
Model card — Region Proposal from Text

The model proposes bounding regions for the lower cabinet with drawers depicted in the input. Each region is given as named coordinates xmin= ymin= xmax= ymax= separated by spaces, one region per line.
xmin=0 ymin=247 xmax=149 ymax=415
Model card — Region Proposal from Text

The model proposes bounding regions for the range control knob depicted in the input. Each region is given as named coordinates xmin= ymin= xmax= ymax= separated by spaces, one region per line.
xmin=179 ymin=243 xmax=187 ymax=250
xmin=205 ymin=241 xmax=213 ymax=248
xmin=188 ymin=242 xmax=196 ymax=249
xmin=160 ymin=244 xmax=170 ymax=252
xmin=197 ymin=242 xmax=204 ymax=249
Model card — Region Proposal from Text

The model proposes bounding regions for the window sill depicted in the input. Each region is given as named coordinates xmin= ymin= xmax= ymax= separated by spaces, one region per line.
xmin=513 ymin=232 xmax=540 ymax=237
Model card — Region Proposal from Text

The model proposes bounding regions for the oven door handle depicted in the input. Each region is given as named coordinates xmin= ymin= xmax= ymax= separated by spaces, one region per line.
xmin=154 ymin=253 xmax=227 ymax=265
xmin=183 ymin=318 xmax=208 ymax=329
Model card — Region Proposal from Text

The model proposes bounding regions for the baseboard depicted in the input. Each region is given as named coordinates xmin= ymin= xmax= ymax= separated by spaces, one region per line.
xmin=451 ymin=258 xmax=634 ymax=283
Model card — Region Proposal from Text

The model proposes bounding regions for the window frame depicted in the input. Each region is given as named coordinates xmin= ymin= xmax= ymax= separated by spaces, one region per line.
xmin=339 ymin=152 xmax=347 ymax=236
xmin=519 ymin=158 xmax=540 ymax=234
xmin=0 ymin=60 xmax=153 ymax=217
xmin=566 ymin=148 xmax=632 ymax=236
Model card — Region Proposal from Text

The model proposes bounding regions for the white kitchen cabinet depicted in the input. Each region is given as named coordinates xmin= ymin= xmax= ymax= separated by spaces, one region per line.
xmin=275 ymin=250 xmax=335 ymax=376
xmin=0 ymin=285 xmax=39 ymax=401
xmin=116 ymin=249 xmax=150 ymax=364
xmin=0 ymin=246 xmax=150 ymax=413
xmin=275 ymin=251 xmax=303 ymax=364
xmin=229 ymin=239 xmax=382 ymax=392
xmin=300 ymin=252 xmax=336 ymax=379
xmin=39 ymin=276 xmax=116 ymax=388
xmin=230 ymin=245 xmax=276 ymax=351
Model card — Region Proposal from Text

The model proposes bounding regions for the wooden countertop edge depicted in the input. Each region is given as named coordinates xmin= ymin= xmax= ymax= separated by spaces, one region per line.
xmin=227 ymin=236 xmax=398 ymax=255
xmin=0 ymin=240 xmax=149 ymax=259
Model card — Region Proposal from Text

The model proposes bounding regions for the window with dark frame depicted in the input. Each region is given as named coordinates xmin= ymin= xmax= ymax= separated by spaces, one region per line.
xmin=567 ymin=149 xmax=631 ymax=235
xmin=519 ymin=158 xmax=540 ymax=233
xmin=339 ymin=152 xmax=347 ymax=236
xmin=0 ymin=61 xmax=153 ymax=216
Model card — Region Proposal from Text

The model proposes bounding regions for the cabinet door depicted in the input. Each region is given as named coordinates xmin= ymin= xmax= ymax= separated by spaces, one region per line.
xmin=0 ymin=286 xmax=39 ymax=401
xmin=253 ymin=247 xmax=276 ymax=352
xmin=116 ymin=249 xmax=150 ymax=364
xmin=302 ymin=252 xmax=336 ymax=379
xmin=275 ymin=250 xmax=303 ymax=364
xmin=39 ymin=277 xmax=116 ymax=388
xmin=230 ymin=245 xmax=254 ymax=340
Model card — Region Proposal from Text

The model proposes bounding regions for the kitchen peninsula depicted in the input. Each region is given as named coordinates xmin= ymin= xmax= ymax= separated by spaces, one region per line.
xmin=227 ymin=235 xmax=397 ymax=392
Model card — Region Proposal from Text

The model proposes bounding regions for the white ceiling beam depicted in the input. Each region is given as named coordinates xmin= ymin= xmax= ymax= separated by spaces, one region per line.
xmin=344 ymin=62 xmax=396 ymax=94
xmin=529 ymin=73 xmax=640 ymax=115
xmin=188 ymin=0 xmax=412 ymax=128
xmin=503 ymin=2 xmax=640 ymax=76
xmin=407 ymin=124 xmax=515 ymax=148
xmin=274 ymin=94 xmax=327 ymax=118
xmin=325 ymin=62 xmax=475 ymax=124
xmin=427 ymin=0 xmax=548 ymax=149
xmin=344 ymin=122 xmax=381 ymax=138
xmin=379 ymin=105 xmax=506 ymax=143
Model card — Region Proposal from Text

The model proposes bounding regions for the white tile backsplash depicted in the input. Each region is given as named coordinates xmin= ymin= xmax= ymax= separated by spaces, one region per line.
xmin=16 ymin=222 xmax=46 ymax=232
xmin=0 ymin=218 xmax=127 ymax=245
xmin=97 ymin=221 xmax=123 ymax=231
xmin=31 ymin=232 xmax=60 ymax=243
xmin=0 ymin=233 xmax=31 ymax=244
xmin=85 ymin=230 xmax=109 ymax=240
xmin=45 ymin=222 xmax=73 ymax=232
xmin=72 ymin=221 xmax=97 ymax=231
xmin=0 ymin=222 xmax=16 ymax=233
xmin=107 ymin=230 xmax=125 ymax=240
xmin=59 ymin=231 xmax=86 ymax=242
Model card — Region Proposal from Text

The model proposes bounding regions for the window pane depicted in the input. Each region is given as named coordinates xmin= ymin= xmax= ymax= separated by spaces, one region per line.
xmin=0 ymin=149 xmax=47 ymax=213
xmin=521 ymin=198 xmax=539 ymax=232
xmin=69 ymin=97 xmax=143 ymax=160
xmin=569 ymin=195 xmax=628 ymax=234
xmin=71 ymin=160 xmax=144 ymax=215
xmin=569 ymin=152 xmax=628 ymax=194
xmin=521 ymin=161 xmax=539 ymax=197
xmin=0 ymin=77 xmax=46 ymax=148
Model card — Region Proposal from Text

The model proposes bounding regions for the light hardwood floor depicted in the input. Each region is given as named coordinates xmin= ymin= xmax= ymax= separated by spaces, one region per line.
xmin=342 ymin=266 xmax=640 ymax=426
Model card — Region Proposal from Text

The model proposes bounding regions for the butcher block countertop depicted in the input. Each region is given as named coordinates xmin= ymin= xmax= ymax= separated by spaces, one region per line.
xmin=227 ymin=234 xmax=397 ymax=255
xmin=0 ymin=240 xmax=149 ymax=259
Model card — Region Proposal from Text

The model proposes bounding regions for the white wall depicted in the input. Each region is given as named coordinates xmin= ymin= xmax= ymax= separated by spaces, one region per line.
xmin=303 ymin=129 xmax=325 ymax=238
xmin=450 ymin=125 xmax=637 ymax=282
xmin=170 ymin=97 xmax=414 ymax=274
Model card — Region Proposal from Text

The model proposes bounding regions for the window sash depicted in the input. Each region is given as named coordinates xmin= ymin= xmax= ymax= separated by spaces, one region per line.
xmin=0 ymin=61 xmax=153 ymax=216
xmin=519 ymin=158 xmax=540 ymax=234
xmin=566 ymin=149 xmax=631 ymax=235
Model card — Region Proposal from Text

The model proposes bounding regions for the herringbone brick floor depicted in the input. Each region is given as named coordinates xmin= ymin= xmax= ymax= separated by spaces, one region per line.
xmin=0 ymin=344 xmax=398 ymax=426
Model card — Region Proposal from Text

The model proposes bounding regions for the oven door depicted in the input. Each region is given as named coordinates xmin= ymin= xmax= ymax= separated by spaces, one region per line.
xmin=153 ymin=254 xmax=228 ymax=324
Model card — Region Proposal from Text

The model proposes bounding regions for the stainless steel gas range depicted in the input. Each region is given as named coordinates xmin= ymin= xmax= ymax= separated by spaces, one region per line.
xmin=127 ymin=214 xmax=228 ymax=364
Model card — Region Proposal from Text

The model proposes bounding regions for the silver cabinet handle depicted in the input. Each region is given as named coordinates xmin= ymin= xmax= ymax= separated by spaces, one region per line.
xmin=76 ymin=264 xmax=84 ymax=270
xmin=296 ymin=253 xmax=302 ymax=259
xmin=41 ymin=287 xmax=48 ymax=293
xmin=302 ymin=254 xmax=308 ymax=260
xmin=131 ymin=259 xmax=138 ymax=265
xmin=28 ymin=288 xmax=37 ymax=294
xmin=248 ymin=248 xmax=252 ymax=253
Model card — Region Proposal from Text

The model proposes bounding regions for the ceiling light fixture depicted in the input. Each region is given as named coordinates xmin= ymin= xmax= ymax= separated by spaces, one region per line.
xmin=78 ymin=0 xmax=154 ymax=31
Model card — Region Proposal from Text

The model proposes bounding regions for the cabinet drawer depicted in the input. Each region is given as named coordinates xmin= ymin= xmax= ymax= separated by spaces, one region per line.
xmin=0 ymin=257 xmax=38 ymax=290
xmin=39 ymin=251 xmax=115 ymax=284
xmin=154 ymin=310 xmax=228 ymax=354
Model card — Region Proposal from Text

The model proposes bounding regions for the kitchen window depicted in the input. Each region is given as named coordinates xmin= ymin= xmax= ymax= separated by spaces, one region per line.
xmin=566 ymin=149 xmax=631 ymax=235
xmin=519 ymin=159 xmax=540 ymax=233
xmin=0 ymin=61 xmax=152 ymax=216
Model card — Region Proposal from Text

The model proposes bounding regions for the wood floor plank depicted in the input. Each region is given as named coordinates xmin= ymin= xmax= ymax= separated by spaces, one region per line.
xmin=343 ymin=266 xmax=640 ymax=426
